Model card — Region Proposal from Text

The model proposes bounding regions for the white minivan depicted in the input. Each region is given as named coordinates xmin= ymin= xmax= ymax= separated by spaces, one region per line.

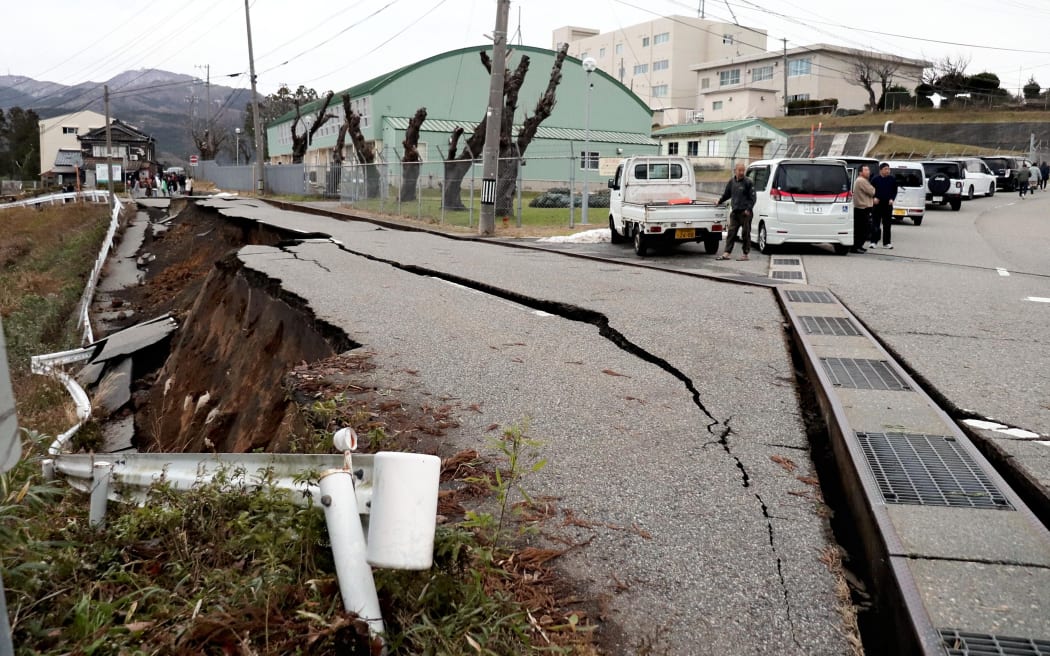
xmin=745 ymin=158 xmax=853 ymax=254
xmin=881 ymin=161 xmax=926 ymax=226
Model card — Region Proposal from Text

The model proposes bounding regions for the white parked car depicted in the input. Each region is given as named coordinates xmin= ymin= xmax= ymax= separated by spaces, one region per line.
xmin=882 ymin=161 xmax=927 ymax=226
xmin=745 ymin=158 xmax=853 ymax=255
xmin=949 ymin=157 xmax=997 ymax=199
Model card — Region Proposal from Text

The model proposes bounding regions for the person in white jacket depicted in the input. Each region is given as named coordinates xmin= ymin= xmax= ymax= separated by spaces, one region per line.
xmin=1029 ymin=164 xmax=1042 ymax=193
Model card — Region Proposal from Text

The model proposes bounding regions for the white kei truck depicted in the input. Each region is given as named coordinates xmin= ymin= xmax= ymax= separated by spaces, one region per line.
xmin=606 ymin=156 xmax=727 ymax=257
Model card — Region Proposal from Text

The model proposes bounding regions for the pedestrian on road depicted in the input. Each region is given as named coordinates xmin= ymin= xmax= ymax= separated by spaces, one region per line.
xmin=716 ymin=163 xmax=756 ymax=261
xmin=870 ymin=163 xmax=898 ymax=249
xmin=1017 ymin=165 xmax=1031 ymax=198
xmin=851 ymin=165 xmax=875 ymax=253
xmin=1029 ymin=163 xmax=1041 ymax=193
xmin=1040 ymin=161 xmax=1049 ymax=191
xmin=185 ymin=176 xmax=193 ymax=196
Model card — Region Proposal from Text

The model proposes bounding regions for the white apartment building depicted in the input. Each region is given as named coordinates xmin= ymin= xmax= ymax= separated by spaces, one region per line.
xmin=38 ymin=110 xmax=107 ymax=176
xmin=553 ymin=16 xmax=767 ymax=126
xmin=691 ymin=44 xmax=928 ymax=121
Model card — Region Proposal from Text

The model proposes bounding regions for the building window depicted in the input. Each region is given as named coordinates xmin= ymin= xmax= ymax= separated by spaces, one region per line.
xmin=633 ymin=63 xmax=648 ymax=75
xmin=580 ymin=151 xmax=599 ymax=170
xmin=723 ymin=33 xmax=734 ymax=45
xmin=712 ymin=100 xmax=724 ymax=110
xmin=615 ymin=43 xmax=623 ymax=55
xmin=701 ymin=77 xmax=710 ymax=90
xmin=787 ymin=93 xmax=811 ymax=102
xmin=653 ymin=59 xmax=669 ymax=71
xmin=599 ymin=47 xmax=606 ymax=58
xmin=719 ymin=69 xmax=740 ymax=86
xmin=752 ymin=65 xmax=774 ymax=82
xmin=651 ymin=84 xmax=668 ymax=97
xmin=667 ymin=142 xmax=679 ymax=155
xmin=62 ymin=127 xmax=78 ymax=134
xmin=789 ymin=58 xmax=812 ymax=77
xmin=642 ymin=36 xmax=650 ymax=47
xmin=654 ymin=32 xmax=669 ymax=45
xmin=687 ymin=141 xmax=699 ymax=156
xmin=707 ymin=140 xmax=720 ymax=156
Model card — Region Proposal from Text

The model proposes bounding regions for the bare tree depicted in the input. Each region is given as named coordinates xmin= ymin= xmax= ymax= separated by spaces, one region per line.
xmin=289 ymin=91 xmax=336 ymax=164
xmin=400 ymin=107 xmax=427 ymax=201
xmin=846 ymin=52 xmax=901 ymax=111
xmin=442 ymin=43 xmax=569 ymax=212
xmin=191 ymin=128 xmax=227 ymax=161
xmin=341 ymin=94 xmax=381 ymax=198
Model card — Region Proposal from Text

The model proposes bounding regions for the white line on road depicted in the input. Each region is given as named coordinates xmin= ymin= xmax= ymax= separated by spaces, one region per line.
xmin=1026 ymin=297 xmax=1050 ymax=303
xmin=997 ymin=268 xmax=1010 ymax=276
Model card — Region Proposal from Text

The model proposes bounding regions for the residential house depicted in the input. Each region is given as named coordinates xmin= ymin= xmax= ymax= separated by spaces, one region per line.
xmin=38 ymin=110 xmax=106 ymax=181
xmin=691 ymin=44 xmax=929 ymax=121
xmin=652 ymin=119 xmax=788 ymax=169
xmin=77 ymin=120 xmax=157 ymax=187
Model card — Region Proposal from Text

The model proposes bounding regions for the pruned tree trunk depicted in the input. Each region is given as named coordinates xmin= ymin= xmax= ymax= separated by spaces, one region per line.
xmin=329 ymin=94 xmax=352 ymax=196
xmin=291 ymin=91 xmax=336 ymax=164
xmin=346 ymin=108 xmax=380 ymax=199
xmin=440 ymin=43 xmax=568 ymax=213
xmin=400 ymin=107 xmax=427 ymax=201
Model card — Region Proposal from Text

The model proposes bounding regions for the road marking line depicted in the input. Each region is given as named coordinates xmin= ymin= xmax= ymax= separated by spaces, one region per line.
xmin=1026 ymin=297 xmax=1050 ymax=303
xmin=997 ymin=268 xmax=1009 ymax=276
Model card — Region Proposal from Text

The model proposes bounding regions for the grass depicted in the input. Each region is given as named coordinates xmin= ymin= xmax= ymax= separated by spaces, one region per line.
xmin=868 ymin=133 xmax=1022 ymax=159
xmin=766 ymin=108 xmax=1050 ymax=132
xmin=0 ymin=202 xmax=110 ymax=435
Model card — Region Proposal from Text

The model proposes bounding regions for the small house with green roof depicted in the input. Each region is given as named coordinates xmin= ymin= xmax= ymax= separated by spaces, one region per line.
xmin=651 ymin=119 xmax=788 ymax=170
xmin=266 ymin=45 xmax=658 ymax=188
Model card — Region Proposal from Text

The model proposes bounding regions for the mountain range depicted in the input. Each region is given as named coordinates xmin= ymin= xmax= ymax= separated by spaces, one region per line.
xmin=0 ymin=69 xmax=251 ymax=164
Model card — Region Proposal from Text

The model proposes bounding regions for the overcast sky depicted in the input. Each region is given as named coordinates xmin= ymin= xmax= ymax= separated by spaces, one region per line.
xmin=6 ymin=0 xmax=1050 ymax=104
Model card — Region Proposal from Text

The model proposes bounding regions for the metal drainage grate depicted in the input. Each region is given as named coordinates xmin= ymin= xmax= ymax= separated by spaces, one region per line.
xmin=771 ymin=270 xmax=804 ymax=280
xmin=773 ymin=258 xmax=801 ymax=266
xmin=821 ymin=357 xmax=911 ymax=391
xmin=785 ymin=290 xmax=834 ymax=304
xmin=857 ymin=433 xmax=1013 ymax=509
xmin=941 ymin=629 xmax=1050 ymax=655
xmin=800 ymin=316 xmax=860 ymax=336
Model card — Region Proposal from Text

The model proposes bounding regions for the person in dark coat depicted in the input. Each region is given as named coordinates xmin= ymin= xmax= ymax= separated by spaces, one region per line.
xmin=869 ymin=163 xmax=898 ymax=249
xmin=716 ymin=163 xmax=757 ymax=261
xmin=1040 ymin=161 xmax=1049 ymax=191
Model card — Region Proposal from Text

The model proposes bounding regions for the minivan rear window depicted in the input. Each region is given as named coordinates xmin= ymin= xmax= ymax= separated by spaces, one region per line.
xmin=773 ymin=164 xmax=849 ymax=196
xmin=923 ymin=162 xmax=961 ymax=178
xmin=891 ymin=168 xmax=923 ymax=188
xmin=634 ymin=163 xmax=684 ymax=180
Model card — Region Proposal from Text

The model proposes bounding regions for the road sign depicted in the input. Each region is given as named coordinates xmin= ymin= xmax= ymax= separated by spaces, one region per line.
xmin=189 ymin=155 xmax=199 ymax=165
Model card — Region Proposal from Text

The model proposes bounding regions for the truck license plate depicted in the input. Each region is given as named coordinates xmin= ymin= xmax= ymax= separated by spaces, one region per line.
xmin=892 ymin=208 xmax=905 ymax=216
xmin=675 ymin=228 xmax=695 ymax=239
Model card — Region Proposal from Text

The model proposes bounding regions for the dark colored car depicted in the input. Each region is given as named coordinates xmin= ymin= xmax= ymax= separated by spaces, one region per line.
xmin=980 ymin=156 xmax=1028 ymax=192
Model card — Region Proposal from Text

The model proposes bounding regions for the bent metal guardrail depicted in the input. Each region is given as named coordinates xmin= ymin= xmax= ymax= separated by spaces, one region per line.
xmin=77 ymin=194 xmax=125 ymax=345
xmin=0 ymin=189 xmax=110 ymax=210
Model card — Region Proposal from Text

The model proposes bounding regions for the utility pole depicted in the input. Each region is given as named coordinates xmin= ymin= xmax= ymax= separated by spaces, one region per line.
xmin=196 ymin=64 xmax=212 ymax=155
xmin=104 ymin=85 xmax=115 ymax=209
xmin=245 ymin=0 xmax=265 ymax=195
xmin=479 ymin=0 xmax=510 ymax=236
xmin=782 ymin=38 xmax=788 ymax=116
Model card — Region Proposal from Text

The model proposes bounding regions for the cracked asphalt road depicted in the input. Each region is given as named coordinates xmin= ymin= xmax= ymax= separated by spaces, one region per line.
xmin=202 ymin=198 xmax=852 ymax=654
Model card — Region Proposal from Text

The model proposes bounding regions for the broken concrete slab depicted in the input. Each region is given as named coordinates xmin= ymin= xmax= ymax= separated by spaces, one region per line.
xmin=90 ymin=315 xmax=177 ymax=365
xmin=94 ymin=357 xmax=132 ymax=415
xmin=101 ymin=415 xmax=135 ymax=452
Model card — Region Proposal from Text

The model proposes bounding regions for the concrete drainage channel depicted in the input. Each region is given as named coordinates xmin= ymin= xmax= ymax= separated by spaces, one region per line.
xmin=778 ymin=285 xmax=1050 ymax=655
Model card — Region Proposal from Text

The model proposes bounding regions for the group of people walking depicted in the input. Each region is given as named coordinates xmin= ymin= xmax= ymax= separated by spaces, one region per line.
xmin=1016 ymin=161 xmax=1049 ymax=197
xmin=851 ymin=163 xmax=898 ymax=252
xmin=130 ymin=171 xmax=192 ymax=198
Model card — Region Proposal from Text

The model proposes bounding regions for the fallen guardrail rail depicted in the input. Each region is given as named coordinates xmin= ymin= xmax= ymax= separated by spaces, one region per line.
xmin=77 ymin=194 xmax=125 ymax=345
xmin=0 ymin=190 xmax=110 ymax=210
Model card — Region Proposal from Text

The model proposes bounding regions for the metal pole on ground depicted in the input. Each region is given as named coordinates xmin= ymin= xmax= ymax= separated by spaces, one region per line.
xmin=245 ymin=0 xmax=265 ymax=196
xmin=568 ymin=148 xmax=576 ymax=228
xmin=581 ymin=57 xmax=596 ymax=225
xmin=104 ymin=86 xmax=114 ymax=209
xmin=516 ymin=155 xmax=523 ymax=228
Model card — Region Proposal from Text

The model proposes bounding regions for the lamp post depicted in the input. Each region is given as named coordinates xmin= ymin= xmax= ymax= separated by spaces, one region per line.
xmin=581 ymin=57 xmax=597 ymax=225
xmin=235 ymin=127 xmax=241 ymax=166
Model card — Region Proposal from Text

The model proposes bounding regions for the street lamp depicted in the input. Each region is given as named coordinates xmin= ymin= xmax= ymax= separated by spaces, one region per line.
xmin=581 ymin=57 xmax=597 ymax=225
xmin=235 ymin=127 xmax=241 ymax=166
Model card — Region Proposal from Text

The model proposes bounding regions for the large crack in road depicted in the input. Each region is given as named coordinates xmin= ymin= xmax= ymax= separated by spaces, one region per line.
xmin=277 ymin=236 xmax=802 ymax=647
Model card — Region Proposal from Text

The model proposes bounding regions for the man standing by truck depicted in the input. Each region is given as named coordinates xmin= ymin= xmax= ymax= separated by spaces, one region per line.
xmin=716 ymin=163 xmax=756 ymax=261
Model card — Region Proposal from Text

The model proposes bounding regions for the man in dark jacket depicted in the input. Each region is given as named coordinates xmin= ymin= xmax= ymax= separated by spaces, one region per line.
xmin=870 ymin=163 xmax=898 ymax=249
xmin=716 ymin=163 xmax=757 ymax=260
xmin=1040 ymin=161 xmax=1049 ymax=191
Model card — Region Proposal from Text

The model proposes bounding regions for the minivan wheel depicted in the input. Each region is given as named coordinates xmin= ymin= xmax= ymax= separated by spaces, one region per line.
xmin=988 ymin=183 xmax=995 ymax=197
xmin=967 ymin=185 xmax=975 ymax=200
xmin=758 ymin=223 xmax=773 ymax=254
xmin=833 ymin=244 xmax=850 ymax=256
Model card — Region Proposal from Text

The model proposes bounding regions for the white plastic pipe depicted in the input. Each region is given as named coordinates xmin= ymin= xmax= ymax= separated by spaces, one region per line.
xmin=89 ymin=462 xmax=111 ymax=527
xmin=367 ymin=452 xmax=440 ymax=570
xmin=319 ymin=469 xmax=384 ymax=637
